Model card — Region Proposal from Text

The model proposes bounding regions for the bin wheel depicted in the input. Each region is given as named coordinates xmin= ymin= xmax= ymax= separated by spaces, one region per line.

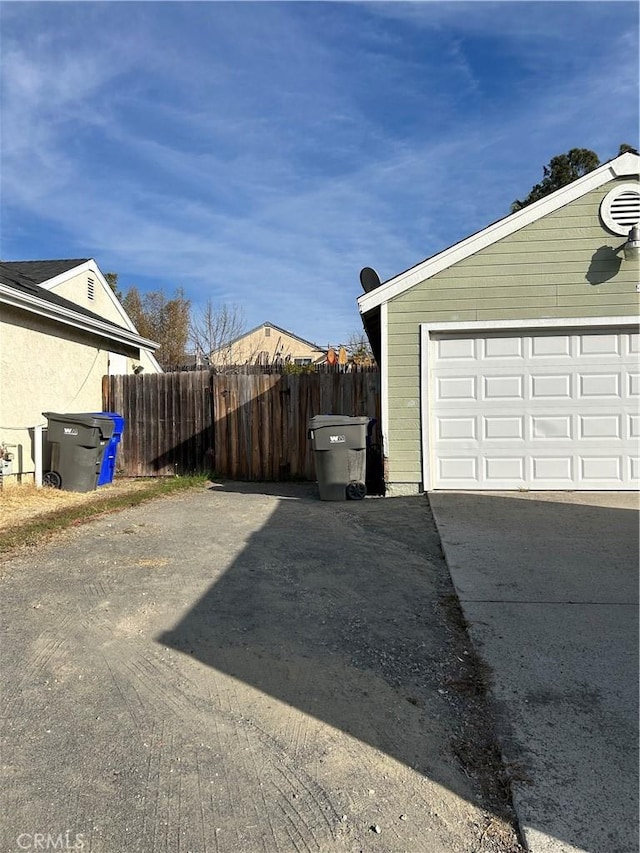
xmin=346 ymin=480 xmax=367 ymax=501
xmin=43 ymin=471 xmax=62 ymax=489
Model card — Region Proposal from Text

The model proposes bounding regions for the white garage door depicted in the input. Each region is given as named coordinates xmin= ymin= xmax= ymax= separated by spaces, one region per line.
xmin=429 ymin=327 xmax=639 ymax=490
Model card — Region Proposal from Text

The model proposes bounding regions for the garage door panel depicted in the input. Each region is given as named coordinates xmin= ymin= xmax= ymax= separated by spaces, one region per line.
xmin=437 ymin=416 xmax=477 ymax=440
xmin=429 ymin=327 xmax=637 ymax=490
xmin=484 ymin=457 xmax=525 ymax=482
xmin=436 ymin=376 xmax=477 ymax=400
xmin=579 ymin=414 xmax=621 ymax=439
xmin=531 ymin=456 xmax=574 ymax=484
xmin=531 ymin=373 xmax=572 ymax=399
xmin=437 ymin=337 xmax=477 ymax=360
xmin=531 ymin=415 xmax=573 ymax=439
xmin=578 ymin=334 xmax=622 ymax=356
xmin=438 ymin=457 xmax=478 ymax=483
xmin=483 ymin=416 xmax=524 ymax=439
xmin=531 ymin=335 xmax=572 ymax=358
xmin=483 ymin=375 xmax=524 ymax=400
xmin=578 ymin=373 xmax=621 ymax=398
xmin=483 ymin=336 xmax=524 ymax=358
xmin=580 ymin=456 xmax=622 ymax=482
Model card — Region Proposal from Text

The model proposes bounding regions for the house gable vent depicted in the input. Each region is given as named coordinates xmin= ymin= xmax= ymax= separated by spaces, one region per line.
xmin=600 ymin=183 xmax=640 ymax=236
xmin=87 ymin=277 xmax=95 ymax=300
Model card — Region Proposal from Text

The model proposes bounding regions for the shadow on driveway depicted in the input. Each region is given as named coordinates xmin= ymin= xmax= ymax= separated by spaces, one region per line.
xmin=2 ymin=482 xmax=525 ymax=853
xmin=156 ymin=482 xmax=523 ymax=849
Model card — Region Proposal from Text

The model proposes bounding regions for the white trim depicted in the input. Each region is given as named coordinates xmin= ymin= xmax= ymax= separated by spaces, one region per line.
xmin=420 ymin=323 xmax=432 ymax=491
xmin=34 ymin=424 xmax=43 ymax=488
xmin=423 ymin=315 xmax=638 ymax=335
xmin=0 ymin=283 xmax=160 ymax=351
xmin=419 ymin=314 xmax=639 ymax=491
xmin=358 ymin=152 xmax=640 ymax=314
xmin=599 ymin=183 xmax=640 ymax=236
xmin=380 ymin=302 xmax=389 ymax=459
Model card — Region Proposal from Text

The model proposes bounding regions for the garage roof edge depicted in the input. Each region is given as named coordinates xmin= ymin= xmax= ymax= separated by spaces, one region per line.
xmin=358 ymin=152 xmax=640 ymax=314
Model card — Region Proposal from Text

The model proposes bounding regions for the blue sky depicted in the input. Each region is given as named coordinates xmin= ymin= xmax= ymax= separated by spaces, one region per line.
xmin=1 ymin=1 xmax=638 ymax=348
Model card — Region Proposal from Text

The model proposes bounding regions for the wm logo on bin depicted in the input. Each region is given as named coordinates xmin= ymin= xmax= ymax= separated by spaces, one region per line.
xmin=63 ymin=428 xmax=79 ymax=436
xmin=329 ymin=435 xmax=346 ymax=443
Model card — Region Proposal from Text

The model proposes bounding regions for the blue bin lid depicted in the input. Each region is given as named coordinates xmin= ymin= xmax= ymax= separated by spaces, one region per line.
xmin=92 ymin=412 xmax=125 ymax=434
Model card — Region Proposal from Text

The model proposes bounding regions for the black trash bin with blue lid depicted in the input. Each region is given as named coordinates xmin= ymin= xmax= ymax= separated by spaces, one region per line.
xmin=43 ymin=412 xmax=115 ymax=492
xmin=308 ymin=415 xmax=370 ymax=501
xmin=93 ymin=412 xmax=125 ymax=486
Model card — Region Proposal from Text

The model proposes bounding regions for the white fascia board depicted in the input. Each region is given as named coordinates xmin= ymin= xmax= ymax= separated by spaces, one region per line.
xmin=359 ymin=152 xmax=640 ymax=315
xmin=0 ymin=284 xmax=160 ymax=350
xmin=41 ymin=259 xmax=139 ymax=333
xmin=90 ymin=261 xmax=139 ymax=332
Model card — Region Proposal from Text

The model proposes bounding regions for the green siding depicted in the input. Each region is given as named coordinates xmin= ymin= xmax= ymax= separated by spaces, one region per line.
xmin=385 ymin=178 xmax=640 ymax=486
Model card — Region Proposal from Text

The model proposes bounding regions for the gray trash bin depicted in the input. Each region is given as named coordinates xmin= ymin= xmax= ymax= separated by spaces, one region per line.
xmin=43 ymin=412 xmax=115 ymax=492
xmin=308 ymin=415 xmax=370 ymax=501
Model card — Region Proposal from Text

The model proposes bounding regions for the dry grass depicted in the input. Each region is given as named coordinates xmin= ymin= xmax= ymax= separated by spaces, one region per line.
xmin=0 ymin=475 xmax=206 ymax=557
xmin=1 ymin=478 xmax=154 ymax=529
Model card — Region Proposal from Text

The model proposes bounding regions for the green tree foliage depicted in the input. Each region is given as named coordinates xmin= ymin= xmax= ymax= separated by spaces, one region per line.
xmin=122 ymin=286 xmax=190 ymax=368
xmin=511 ymin=144 xmax=638 ymax=213
xmin=510 ymin=148 xmax=601 ymax=212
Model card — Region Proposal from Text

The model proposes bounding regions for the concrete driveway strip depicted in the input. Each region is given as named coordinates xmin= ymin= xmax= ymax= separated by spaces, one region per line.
xmin=1 ymin=483 xmax=524 ymax=853
xmin=429 ymin=490 xmax=639 ymax=853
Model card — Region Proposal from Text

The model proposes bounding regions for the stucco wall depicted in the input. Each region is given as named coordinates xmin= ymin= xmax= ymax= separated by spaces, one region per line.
xmin=384 ymin=177 xmax=640 ymax=488
xmin=45 ymin=269 xmax=161 ymax=375
xmin=49 ymin=269 xmax=130 ymax=328
xmin=0 ymin=307 xmax=138 ymax=477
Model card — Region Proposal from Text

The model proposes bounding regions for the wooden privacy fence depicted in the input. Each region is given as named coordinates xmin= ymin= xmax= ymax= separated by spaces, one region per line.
xmin=103 ymin=370 xmax=381 ymax=481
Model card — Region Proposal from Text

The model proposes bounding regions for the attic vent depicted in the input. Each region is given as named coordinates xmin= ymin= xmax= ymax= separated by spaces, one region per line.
xmin=600 ymin=183 xmax=640 ymax=236
xmin=87 ymin=277 xmax=95 ymax=300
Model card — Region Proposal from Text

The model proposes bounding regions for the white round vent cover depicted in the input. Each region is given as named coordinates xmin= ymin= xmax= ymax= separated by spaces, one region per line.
xmin=600 ymin=183 xmax=640 ymax=236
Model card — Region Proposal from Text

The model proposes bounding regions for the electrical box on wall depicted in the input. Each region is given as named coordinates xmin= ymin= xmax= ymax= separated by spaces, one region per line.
xmin=0 ymin=445 xmax=13 ymax=477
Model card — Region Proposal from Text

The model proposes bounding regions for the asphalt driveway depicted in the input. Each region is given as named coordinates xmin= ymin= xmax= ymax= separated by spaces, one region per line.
xmin=429 ymin=490 xmax=639 ymax=853
xmin=1 ymin=483 xmax=523 ymax=853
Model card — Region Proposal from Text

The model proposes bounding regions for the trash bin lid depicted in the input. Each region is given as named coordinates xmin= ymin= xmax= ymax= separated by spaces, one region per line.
xmin=43 ymin=412 xmax=115 ymax=439
xmin=92 ymin=412 xmax=125 ymax=434
xmin=309 ymin=414 xmax=371 ymax=430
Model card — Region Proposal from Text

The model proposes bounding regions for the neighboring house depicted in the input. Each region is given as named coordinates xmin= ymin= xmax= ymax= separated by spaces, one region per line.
xmin=0 ymin=258 xmax=162 ymax=480
xmin=358 ymin=151 xmax=640 ymax=493
xmin=210 ymin=321 xmax=327 ymax=367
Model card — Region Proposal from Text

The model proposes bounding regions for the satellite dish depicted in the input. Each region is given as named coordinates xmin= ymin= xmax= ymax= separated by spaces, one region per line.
xmin=359 ymin=266 xmax=381 ymax=293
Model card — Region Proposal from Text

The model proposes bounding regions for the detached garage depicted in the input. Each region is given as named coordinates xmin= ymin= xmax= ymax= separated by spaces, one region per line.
xmin=358 ymin=151 xmax=640 ymax=493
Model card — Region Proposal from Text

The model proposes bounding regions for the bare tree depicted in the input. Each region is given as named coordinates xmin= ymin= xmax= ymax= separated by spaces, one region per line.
xmin=189 ymin=301 xmax=247 ymax=369
xmin=348 ymin=330 xmax=374 ymax=366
